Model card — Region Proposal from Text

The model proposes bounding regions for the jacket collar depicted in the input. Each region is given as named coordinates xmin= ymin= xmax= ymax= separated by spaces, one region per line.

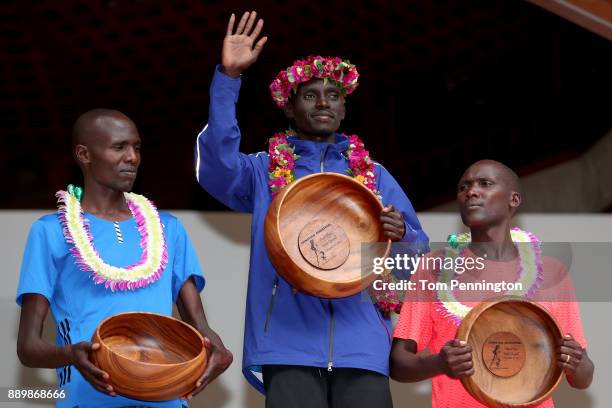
xmin=287 ymin=133 xmax=350 ymax=159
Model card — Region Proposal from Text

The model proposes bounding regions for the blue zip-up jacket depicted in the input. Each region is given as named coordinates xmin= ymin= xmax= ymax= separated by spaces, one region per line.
xmin=196 ymin=66 xmax=429 ymax=394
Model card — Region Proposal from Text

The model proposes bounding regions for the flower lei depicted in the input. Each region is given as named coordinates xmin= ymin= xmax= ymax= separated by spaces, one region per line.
xmin=437 ymin=227 xmax=544 ymax=325
xmin=269 ymin=55 xmax=359 ymax=108
xmin=267 ymin=131 xmax=300 ymax=197
xmin=268 ymin=131 xmax=402 ymax=314
xmin=268 ymin=130 xmax=379 ymax=199
xmin=56 ymin=185 xmax=168 ymax=291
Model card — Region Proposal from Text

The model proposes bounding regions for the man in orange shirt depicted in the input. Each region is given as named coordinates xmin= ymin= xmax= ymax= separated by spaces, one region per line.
xmin=390 ymin=159 xmax=594 ymax=408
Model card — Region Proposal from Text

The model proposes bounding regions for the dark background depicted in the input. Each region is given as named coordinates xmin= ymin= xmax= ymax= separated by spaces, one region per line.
xmin=1 ymin=0 xmax=611 ymax=210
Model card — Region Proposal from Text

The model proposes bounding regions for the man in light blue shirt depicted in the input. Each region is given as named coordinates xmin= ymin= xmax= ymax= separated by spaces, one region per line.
xmin=17 ymin=109 xmax=232 ymax=407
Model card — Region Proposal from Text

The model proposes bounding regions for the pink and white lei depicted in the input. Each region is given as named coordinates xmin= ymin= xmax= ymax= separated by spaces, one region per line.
xmin=56 ymin=189 xmax=168 ymax=291
xmin=437 ymin=227 xmax=544 ymax=325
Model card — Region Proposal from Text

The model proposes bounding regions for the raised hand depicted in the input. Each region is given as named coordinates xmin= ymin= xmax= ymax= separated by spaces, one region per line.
xmin=380 ymin=204 xmax=405 ymax=241
xmin=437 ymin=339 xmax=474 ymax=379
xmin=70 ymin=342 xmax=115 ymax=396
xmin=222 ymin=11 xmax=268 ymax=78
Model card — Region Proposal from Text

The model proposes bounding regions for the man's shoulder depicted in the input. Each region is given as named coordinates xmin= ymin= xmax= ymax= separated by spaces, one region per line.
xmin=373 ymin=161 xmax=385 ymax=168
xmin=156 ymin=211 xmax=194 ymax=238
xmin=31 ymin=213 xmax=62 ymax=235
xmin=23 ymin=214 xmax=66 ymax=253
xmin=247 ymin=151 xmax=268 ymax=160
xmin=242 ymin=151 xmax=269 ymax=175
xmin=373 ymin=162 xmax=397 ymax=179
xmin=541 ymin=255 xmax=570 ymax=280
xmin=37 ymin=213 xmax=60 ymax=223
xmin=158 ymin=211 xmax=181 ymax=232
xmin=158 ymin=210 xmax=177 ymax=222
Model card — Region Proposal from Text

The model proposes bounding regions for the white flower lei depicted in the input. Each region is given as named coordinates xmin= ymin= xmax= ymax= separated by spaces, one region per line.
xmin=437 ymin=227 xmax=543 ymax=325
xmin=57 ymin=189 xmax=168 ymax=291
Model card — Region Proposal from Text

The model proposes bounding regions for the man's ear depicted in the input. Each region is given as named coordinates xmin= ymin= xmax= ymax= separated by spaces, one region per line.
xmin=510 ymin=191 xmax=521 ymax=212
xmin=74 ymin=144 xmax=90 ymax=166
xmin=283 ymin=102 xmax=294 ymax=119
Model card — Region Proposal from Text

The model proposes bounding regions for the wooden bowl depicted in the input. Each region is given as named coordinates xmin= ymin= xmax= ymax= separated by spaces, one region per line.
xmin=90 ymin=312 xmax=207 ymax=401
xmin=456 ymin=297 xmax=564 ymax=408
xmin=264 ymin=172 xmax=391 ymax=298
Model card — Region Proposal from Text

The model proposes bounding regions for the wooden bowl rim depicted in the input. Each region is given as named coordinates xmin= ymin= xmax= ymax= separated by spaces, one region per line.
xmin=457 ymin=296 xmax=565 ymax=407
xmin=94 ymin=311 xmax=206 ymax=368
xmin=272 ymin=172 xmax=392 ymax=284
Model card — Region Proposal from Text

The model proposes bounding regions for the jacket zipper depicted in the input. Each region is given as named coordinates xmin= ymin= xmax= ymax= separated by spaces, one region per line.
xmin=320 ymin=147 xmax=326 ymax=172
xmin=264 ymin=276 xmax=279 ymax=334
xmin=321 ymin=144 xmax=334 ymax=370
xmin=327 ymin=300 xmax=335 ymax=371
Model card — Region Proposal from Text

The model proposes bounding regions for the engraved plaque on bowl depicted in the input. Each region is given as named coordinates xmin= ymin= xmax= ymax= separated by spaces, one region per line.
xmin=457 ymin=298 xmax=564 ymax=407
xmin=298 ymin=220 xmax=350 ymax=270
xmin=482 ymin=331 xmax=526 ymax=378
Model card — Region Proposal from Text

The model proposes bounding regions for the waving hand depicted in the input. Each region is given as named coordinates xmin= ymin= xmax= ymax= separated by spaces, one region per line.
xmin=221 ymin=11 xmax=267 ymax=78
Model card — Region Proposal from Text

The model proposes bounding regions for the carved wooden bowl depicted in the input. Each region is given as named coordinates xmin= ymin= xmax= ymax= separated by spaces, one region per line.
xmin=456 ymin=297 xmax=564 ymax=408
xmin=90 ymin=312 xmax=207 ymax=401
xmin=264 ymin=172 xmax=391 ymax=298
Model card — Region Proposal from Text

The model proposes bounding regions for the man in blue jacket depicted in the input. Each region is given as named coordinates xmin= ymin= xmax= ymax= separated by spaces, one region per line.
xmin=195 ymin=11 xmax=429 ymax=408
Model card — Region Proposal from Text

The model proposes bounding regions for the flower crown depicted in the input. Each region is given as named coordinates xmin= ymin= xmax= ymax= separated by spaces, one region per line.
xmin=269 ymin=55 xmax=359 ymax=108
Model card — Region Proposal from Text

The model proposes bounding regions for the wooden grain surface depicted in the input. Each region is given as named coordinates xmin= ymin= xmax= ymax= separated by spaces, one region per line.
xmin=265 ymin=173 xmax=391 ymax=298
xmin=91 ymin=312 xmax=207 ymax=401
xmin=457 ymin=297 xmax=564 ymax=408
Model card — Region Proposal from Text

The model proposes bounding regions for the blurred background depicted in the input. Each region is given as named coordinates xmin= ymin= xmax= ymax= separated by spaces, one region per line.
xmin=1 ymin=0 xmax=611 ymax=211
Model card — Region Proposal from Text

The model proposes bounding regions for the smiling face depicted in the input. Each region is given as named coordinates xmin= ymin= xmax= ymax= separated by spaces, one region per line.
xmin=74 ymin=112 xmax=141 ymax=193
xmin=284 ymin=78 xmax=346 ymax=141
xmin=456 ymin=160 xmax=521 ymax=229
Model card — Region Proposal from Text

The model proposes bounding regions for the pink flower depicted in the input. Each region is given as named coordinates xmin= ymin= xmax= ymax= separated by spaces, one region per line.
xmin=269 ymin=56 xmax=360 ymax=107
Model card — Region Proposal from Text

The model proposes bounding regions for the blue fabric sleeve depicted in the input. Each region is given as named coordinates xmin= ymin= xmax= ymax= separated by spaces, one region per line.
xmin=171 ymin=217 xmax=205 ymax=303
xmin=16 ymin=219 xmax=58 ymax=306
xmin=376 ymin=164 xmax=430 ymax=252
xmin=195 ymin=65 xmax=258 ymax=213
